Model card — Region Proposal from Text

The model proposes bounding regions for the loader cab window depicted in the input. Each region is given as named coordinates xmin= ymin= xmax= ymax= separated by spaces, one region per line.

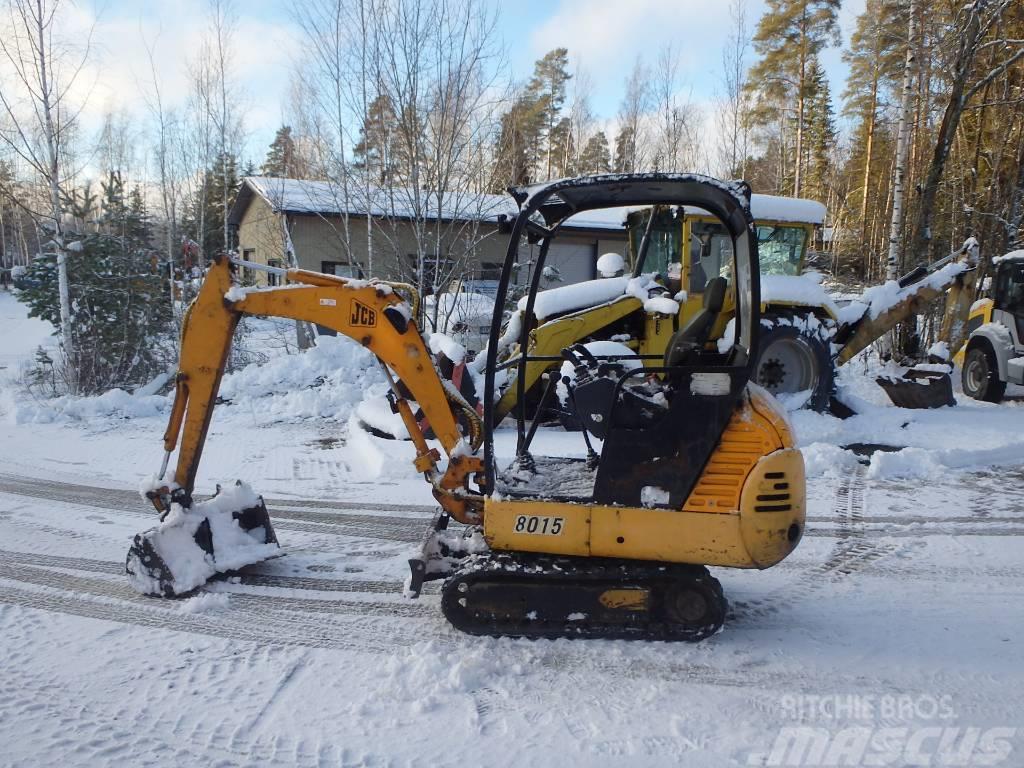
xmin=995 ymin=261 xmax=1024 ymax=316
xmin=756 ymin=225 xmax=806 ymax=276
xmin=628 ymin=208 xmax=681 ymax=281
xmin=689 ymin=221 xmax=733 ymax=293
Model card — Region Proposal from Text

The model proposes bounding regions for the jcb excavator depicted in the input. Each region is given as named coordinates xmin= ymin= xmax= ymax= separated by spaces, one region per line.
xmin=127 ymin=174 xmax=806 ymax=641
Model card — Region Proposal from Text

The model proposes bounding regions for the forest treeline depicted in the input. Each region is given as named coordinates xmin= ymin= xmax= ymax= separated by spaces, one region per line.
xmin=0 ymin=0 xmax=1022 ymax=394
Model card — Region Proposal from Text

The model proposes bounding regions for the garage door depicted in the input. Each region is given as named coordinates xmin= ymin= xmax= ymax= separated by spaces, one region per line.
xmin=544 ymin=242 xmax=596 ymax=286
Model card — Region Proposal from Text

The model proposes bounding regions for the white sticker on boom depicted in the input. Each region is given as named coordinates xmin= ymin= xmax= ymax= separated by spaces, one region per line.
xmin=514 ymin=515 xmax=565 ymax=535
xmin=690 ymin=372 xmax=731 ymax=396
xmin=319 ymin=298 xmax=337 ymax=306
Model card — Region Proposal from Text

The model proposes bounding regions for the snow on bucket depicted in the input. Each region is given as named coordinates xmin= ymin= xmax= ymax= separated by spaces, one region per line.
xmin=126 ymin=481 xmax=279 ymax=597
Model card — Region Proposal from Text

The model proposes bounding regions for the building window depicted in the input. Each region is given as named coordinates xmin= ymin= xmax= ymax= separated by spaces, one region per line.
xmin=321 ymin=261 xmax=363 ymax=279
xmin=479 ymin=262 xmax=502 ymax=280
xmin=268 ymin=258 xmax=283 ymax=286
xmin=407 ymin=253 xmax=453 ymax=294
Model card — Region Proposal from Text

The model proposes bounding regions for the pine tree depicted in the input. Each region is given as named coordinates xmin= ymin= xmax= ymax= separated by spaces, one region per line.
xmin=262 ymin=126 xmax=298 ymax=177
xmin=746 ymin=0 xmax=841 ymax=196
xmin=353 ymin=96 xmax=400 ymax=183
xmin=526 ymin=48 xmax=572 ymax=180
xmin=842 ymin=0 xmax=905 ymax=261
xmin=578 ymin=131 xmax=612 ymax=175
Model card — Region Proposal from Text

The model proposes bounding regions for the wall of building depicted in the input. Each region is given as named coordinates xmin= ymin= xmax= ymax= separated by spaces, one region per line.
xmin=234 ymin=191 xmax=629 ymax=291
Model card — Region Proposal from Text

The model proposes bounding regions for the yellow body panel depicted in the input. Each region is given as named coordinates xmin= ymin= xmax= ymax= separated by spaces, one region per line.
xmin=495 ymin=295 xmax=642 ymax=418
xmin=952 ymin=298 xmax=994 ymax=367
xmin=484 ymin=389 xmax=805 ymax=570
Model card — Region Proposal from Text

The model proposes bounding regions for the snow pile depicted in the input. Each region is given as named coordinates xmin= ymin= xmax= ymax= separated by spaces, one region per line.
xmin=177 ymin=592 xmax=231 ymax=614
xmin=13 ymin=387 xmax=169 ymax=425
xmin=425 ymin=291 xmax=494 ymax=330
xmin=596 ymin=252 xmax=625 ymax=277
xmin=761 ymin=274 xmax=839 ymax=316
xmin=216 ymin=335 xmax=383 ymax=423
xmin=126 ymin=482 xmax=278 ymax=597
xmin=787 ymin=354 xmax=1024 ymax=480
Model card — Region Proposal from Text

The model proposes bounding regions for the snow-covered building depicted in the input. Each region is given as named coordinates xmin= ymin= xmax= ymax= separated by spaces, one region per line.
xmin=228 ymin=177 xmax=629 ymax=290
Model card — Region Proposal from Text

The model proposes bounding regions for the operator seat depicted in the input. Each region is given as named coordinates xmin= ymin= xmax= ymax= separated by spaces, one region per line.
xmin=664 ymin=276 xmax=728 ymax=367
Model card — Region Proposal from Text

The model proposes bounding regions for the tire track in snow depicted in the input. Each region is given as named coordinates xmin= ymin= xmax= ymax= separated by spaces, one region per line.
xmin=731 ymin=467 xmax=898 ymax=622
xmin=0 ymin=474 xmax=429 ymax=544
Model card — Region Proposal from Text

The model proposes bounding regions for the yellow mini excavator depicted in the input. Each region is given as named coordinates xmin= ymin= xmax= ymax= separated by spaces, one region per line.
xmin=127 ymin=174 xmax=805 ymax=641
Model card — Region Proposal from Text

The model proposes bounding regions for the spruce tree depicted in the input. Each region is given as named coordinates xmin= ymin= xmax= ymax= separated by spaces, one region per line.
xmin=747 ymin=0 xmax=841 ymax=196
xmin=613 ymin=126 xmax=637 ymax=173
xmin=19 ymin=172 xmax=174 ymax=394
xmin=262 ymin=126 xmax=298 ymax=177
xmin=805 ymin=57 xmax=836 ymax=203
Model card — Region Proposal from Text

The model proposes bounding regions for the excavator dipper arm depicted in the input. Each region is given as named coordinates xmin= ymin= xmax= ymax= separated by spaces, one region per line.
xmin=128 ymin=255 xmax=484 ymax=598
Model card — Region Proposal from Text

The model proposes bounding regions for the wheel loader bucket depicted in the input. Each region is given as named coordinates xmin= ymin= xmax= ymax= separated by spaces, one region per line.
xmin=876 ymin=368 xmax=955 ymax=409
xmin=126 ymin=481 xmax=279 ymax=597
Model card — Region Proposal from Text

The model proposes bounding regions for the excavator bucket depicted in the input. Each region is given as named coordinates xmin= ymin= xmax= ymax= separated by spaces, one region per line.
xmin=876 ymin=368 xmax=956 ymax=409
xmin=126 ymin=481 xmax=279 ymax=597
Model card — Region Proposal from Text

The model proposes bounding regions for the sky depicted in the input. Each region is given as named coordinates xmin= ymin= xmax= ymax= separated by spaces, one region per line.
xmin=59 ymin=0 xmax=866 ymax=173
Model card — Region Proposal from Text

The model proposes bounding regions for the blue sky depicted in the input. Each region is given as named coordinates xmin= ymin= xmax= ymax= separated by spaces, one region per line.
xmin=72 ymin=0 xmax=865 ymax=166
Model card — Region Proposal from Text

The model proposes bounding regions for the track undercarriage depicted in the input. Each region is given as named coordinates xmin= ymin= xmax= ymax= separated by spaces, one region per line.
xmin=409 ymin=520 xmax=727 ymax=642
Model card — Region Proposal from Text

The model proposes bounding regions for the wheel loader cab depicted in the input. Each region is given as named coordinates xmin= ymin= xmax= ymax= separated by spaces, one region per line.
xmin=626 ymin=204 xmax=816 ymax=333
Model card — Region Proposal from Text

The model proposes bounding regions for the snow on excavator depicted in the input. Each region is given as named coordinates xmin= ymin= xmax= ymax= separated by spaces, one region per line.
xmin=127 ymin=174 xmax=806 ymax=642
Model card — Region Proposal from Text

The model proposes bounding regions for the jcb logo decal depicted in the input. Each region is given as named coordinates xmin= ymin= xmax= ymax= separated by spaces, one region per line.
xmin=350 ymin=300 xmax=376 ymax=327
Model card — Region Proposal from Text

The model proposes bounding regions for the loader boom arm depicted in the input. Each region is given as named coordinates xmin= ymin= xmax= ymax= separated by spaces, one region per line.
xmin=153 ymin=255 xmax=484 ymax=522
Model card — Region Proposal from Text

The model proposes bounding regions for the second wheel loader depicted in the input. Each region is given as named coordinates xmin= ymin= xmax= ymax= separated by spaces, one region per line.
xmin=126 ymin=174 xmax=805 ymax=642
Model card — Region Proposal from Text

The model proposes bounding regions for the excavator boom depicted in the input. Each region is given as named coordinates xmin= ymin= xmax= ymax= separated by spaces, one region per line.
xmin=127 ymin=254 xmax=483 ymax=597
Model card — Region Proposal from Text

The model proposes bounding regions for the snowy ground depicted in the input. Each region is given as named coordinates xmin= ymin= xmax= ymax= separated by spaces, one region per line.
xmin=0 ymin=289 xmax=1022 ymax=767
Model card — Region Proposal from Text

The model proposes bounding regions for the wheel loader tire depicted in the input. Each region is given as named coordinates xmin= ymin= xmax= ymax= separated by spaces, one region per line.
xmin=754 ymin=315 xmax=835 ymax=412
xmin=962 ymin=344 xmax=1005 ymax=403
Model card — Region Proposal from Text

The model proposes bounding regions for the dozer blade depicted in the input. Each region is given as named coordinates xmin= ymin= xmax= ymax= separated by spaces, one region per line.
xmin=126 ymin=481 xmax=279 ymax=597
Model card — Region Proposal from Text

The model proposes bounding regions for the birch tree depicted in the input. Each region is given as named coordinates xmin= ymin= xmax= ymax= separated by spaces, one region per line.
xmin=885 ymin=0 xmax=917 ymax=281
xmin=0 ymin=0 xmax=92 ymax=392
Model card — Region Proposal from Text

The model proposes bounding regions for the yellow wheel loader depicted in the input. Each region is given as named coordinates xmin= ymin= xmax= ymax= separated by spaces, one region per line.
xmin=127 ymin=174 xmax=805 ymax=641
xmin=954 ymin=250 xmax=1024 ymax=402
xmin=482 ymin=194 xmax=836 ymax=422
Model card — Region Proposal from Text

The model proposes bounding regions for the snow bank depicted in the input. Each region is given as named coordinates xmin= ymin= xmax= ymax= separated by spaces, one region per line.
xmin=787 ymin=352 xmax=1024 ymax=479
xmin=12 ymin=387 xmax=169 ymax=425
xmin=11 ymin=333 xmax=384 ymax=427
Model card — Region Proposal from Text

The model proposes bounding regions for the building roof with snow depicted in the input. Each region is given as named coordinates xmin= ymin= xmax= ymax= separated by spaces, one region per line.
xmin=229 ymin=177 xmax=633 ymax=233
